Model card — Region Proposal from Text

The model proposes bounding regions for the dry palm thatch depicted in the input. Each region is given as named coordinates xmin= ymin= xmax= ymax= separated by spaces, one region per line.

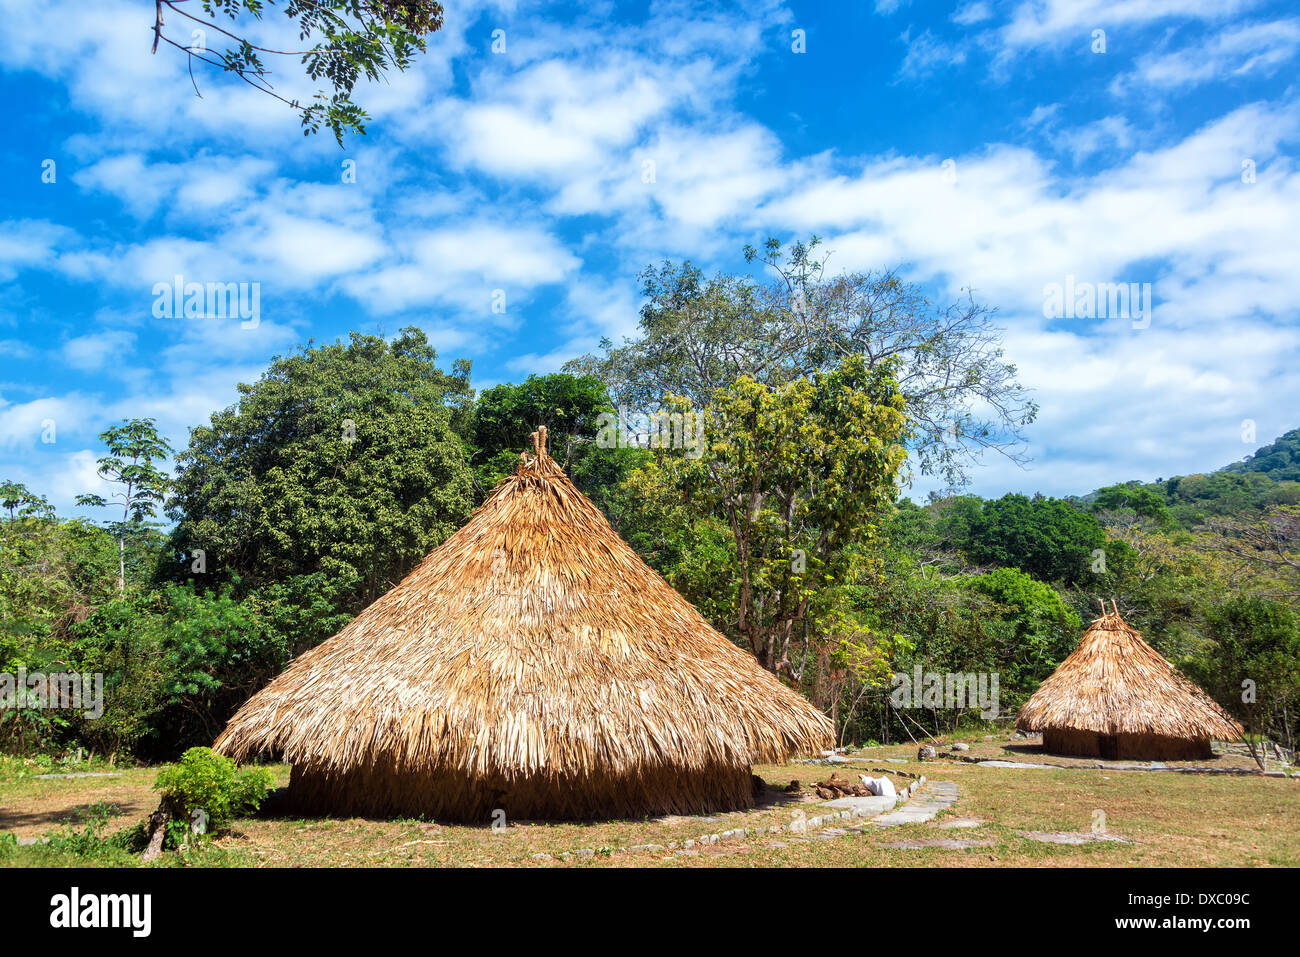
xmin=215 ymin=427 xmax=833 ymax=820
xmin=1016 ymin=603 xmax=1242 ymax=760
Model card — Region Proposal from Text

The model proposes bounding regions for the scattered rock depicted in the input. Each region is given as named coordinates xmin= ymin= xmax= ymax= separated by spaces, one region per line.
xmin=951 ymin=743 xmax=970 ymax=752
xmin=917 ymin=746 xmax=937 ymax=761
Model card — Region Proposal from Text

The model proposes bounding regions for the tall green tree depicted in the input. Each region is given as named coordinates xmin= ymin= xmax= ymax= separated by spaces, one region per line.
xmin=567 ymin=236 xmax=1036 ymax=490
xmin=635 ymin=354 xmax=910 ymax=675
xmin=1187 ymin=596 xmax=1300 ymax=766
xmin=470 ymin=373 xmax=648 ymax=520
xmin=961 ymin=567 xmax=1081 ymax=694
xmin=1090 ymin=482 xmax=1172 ymax=527
xmin=76 ymin=419 xmax=174 ymax=596
xmin=1 ymin=482 xmax=53 ymax=524
xmin=966 ymin=494 xmax=1106 ymax=586
xmin=167 ymin=328 xmax=475 ymax=612
xmin=474 ymin=373 xmax=612 ymax=480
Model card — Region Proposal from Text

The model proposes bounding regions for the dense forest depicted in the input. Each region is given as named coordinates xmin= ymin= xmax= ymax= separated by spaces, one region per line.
xmin=3 ymin=243 xmax=1298 ymax=764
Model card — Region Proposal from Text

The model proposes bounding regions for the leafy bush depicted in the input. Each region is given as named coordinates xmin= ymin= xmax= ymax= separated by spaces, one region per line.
xmin=71 ymin=582 xmax=291 ymax=759
xmin=153 ymin=747 xmax=271 ymax=837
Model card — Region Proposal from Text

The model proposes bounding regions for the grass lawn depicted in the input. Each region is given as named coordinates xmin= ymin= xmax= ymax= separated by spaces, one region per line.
xmin=2 ymin=735 xmax=1296 ymax=867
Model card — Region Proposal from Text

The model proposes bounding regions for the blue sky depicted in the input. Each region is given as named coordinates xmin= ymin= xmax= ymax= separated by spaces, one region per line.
xmin=2 ymin=0 xmax=1298 ymax=519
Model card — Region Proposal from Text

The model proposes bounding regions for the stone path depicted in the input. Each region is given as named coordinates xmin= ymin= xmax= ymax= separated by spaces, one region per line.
xmin=820 ymin=794 xmax=896 ymax=814
xmin=871 ymin=781 xmax=959 ymax=826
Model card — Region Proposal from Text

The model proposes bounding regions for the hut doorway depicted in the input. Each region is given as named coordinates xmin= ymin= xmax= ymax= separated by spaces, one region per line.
xmin=1098 ymin=734 xmax=1120 ymax=760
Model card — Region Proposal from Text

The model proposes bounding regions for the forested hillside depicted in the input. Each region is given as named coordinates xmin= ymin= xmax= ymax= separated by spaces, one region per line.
xmin=1222 ymin=427 xmax=1300 ymax=482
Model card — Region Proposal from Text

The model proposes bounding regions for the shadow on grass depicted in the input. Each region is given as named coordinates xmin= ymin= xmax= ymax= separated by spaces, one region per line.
xmin=248 ymin=776 xmax=814 ymax=830
xmin=0 ymin=799 xmax=135 ymax=834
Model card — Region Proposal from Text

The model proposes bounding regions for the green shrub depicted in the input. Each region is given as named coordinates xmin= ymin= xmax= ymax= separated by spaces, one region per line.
xmin=153 ymin=747 xmax=271 ymax=838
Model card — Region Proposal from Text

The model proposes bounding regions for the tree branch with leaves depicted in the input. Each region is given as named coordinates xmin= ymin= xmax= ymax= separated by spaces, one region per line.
xmin=151 ymin=0 xmax=443 ymax=143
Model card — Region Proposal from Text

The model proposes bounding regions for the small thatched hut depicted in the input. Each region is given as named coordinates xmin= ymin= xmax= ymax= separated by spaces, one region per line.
xmin=215 ymin=428 xmax=832 ymax=821
xmin=1016 ymin=604 xmax=1241 ymax=760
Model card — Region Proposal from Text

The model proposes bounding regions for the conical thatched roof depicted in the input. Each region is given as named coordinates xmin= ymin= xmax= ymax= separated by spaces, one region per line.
xmin=1016 ymin=607 xmax=1241 ymax=741
xmin=215 ymin=428 xmax=832 ymax=818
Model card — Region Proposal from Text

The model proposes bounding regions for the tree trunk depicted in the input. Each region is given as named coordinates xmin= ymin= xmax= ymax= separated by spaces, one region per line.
xmin=141 ymin=796 xmax=180 ymax=862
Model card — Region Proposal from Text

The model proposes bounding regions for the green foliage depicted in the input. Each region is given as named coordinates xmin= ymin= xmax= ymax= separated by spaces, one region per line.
xmin=1222 ymin=427 xmax=1300 ymax=482
xmin=1164 ymin=472 xmax=1300 ymax=527
xmin=74 ymin=418 xmax=173 ymax=524
xmin=470 ymin=373 xmax=643 ymax=514
xmin=613 ymin=462 xmax=739 ymax=631
xmin=629 ymin=353 xmax=910 ymax=674
xmin=167 ymin=328 xmax=475 ymax=613
xmin=46 ymin=802 xmax=140 ymax=857
xmin=247 ymin=571 xmax=358 ymax=659
xmin=0 ymin=482 xmax=53 ymax=522
xmin=70 ymin=582 xmax=293 ymax=758
xmin=157 ymin=1 xmax=445 ymax=144
xmin=0 ymin=509 xmax=121 ymax=753
xmin=1185 ymin=596 xmax=1300 ymax=750
xmin=567 ymin=236 xmax=1036 ymax=490
xmin=966 ymin=494 xmax=1106 ymax=586
xmin=960 ymin=567 xmax=1082 ymax=694
xmin=154 ymin=747 xmax=271 ymax=836
xmin=74 ymin=418 xmax=174 ymax=597
xmin=1090 ymin=482 xmax=1173 ymax=526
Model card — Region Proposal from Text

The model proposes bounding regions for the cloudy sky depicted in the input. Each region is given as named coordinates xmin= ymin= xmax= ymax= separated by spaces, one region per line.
xmin=1 ymin=0 xmax=1297 ymax=516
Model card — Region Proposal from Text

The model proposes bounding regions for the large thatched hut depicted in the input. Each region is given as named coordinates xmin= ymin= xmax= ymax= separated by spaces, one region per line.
xmin=215 ymin=428 xmax=832 ymax=821
xmin=1016 ymin=604 xmax=1241 ymax=760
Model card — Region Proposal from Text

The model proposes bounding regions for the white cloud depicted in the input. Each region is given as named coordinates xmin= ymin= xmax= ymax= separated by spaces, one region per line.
xmin=1059 ymin=116 xmax=1137 ymax=163
xmin=898 ymin=28 xmax=970 ymax=77
xmin=0 ymin=221 xmax=70 ymax=280
xmin=342 ymin=220 xmax=580 ymax=315
xmin=1000 ymin=0 xmax=1262 ymax=49
xmin=0 ymin=340 xmax=37 ymax=360
xmin=2 ymin=0 xmax=1299 ymax=509
xmin=62 ymin=330 xmax=137 ymax=372
xmin=952 ymin=1 xmax=994 ymax=26
xmin=0 ymin=395 xmax=88 ymax=450
xmin=1112 ymin=18 xmax=1300 ymax=93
